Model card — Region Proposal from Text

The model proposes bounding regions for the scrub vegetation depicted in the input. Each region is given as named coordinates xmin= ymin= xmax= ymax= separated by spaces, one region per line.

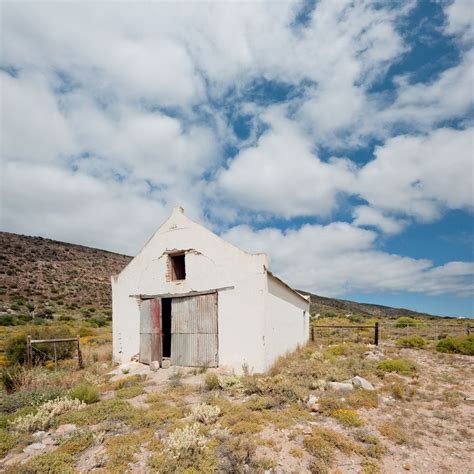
xmin=0 ymin=232 xmax=472 ymax=472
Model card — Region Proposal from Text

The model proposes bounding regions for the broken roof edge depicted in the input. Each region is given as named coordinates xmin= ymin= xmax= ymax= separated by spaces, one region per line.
xmin=266 ymin=268 xmax=311 ymax=305
xmin=113 ymin=205 xmax=268 ymax=279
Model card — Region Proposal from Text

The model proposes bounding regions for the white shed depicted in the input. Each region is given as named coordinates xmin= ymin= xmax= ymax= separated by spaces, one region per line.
xmin=112 ymin=207 xmax=310 ymax=374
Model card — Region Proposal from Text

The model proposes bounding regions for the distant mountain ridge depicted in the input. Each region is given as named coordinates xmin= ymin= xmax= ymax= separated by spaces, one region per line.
xmin=297 ymin=291 xmax=446 ymax=319
xmin=0 ymin=231 xmax=449 ymax=319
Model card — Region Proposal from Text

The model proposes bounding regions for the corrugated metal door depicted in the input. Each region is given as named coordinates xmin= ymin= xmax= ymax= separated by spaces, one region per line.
xmin=171 ymin=293 xmax=218 ymax=367
xmin=139 ymin=298 xmax=162 ymax=365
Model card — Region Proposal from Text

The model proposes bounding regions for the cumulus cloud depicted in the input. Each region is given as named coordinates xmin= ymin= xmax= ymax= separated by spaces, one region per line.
xmin=217 ymin=108 xmax=355 ymax=218
xmin=356 ymin=127 xmax=474 ymax=221
xmin=352 ymin=206 xmax=407 ymax=235
xmin=223 ymin=223 xmax=474 ymax=297
xmin=1 ymin=0 xmax=473 ymax=303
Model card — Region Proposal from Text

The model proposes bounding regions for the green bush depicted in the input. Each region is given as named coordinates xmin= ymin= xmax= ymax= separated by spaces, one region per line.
xmin=88 ymin=316 xmax=108 ymax=328
xmin=436 ymin=335 xmax=474 ymax=355
xmin=0 ymin=315 xmax=15 ymax=326
xmin=204 ymin=373 xmax=220 ymax=391
xmin=69 ymin=382 xmax=99 ymax=404
xmin=5 ymin=326 xmax=75 ymax=365
xmin=377 ymin=359 xmax=417 ymax=376
xmin=393 ymin=317 xmax=424 ymax=328
xmin=396 ymin=335 xmax=426 ymax=348
xmin=0 ymin=366 xmax=23 ymax=392
xmin=0 ymin=387 xmax=67 ymax=413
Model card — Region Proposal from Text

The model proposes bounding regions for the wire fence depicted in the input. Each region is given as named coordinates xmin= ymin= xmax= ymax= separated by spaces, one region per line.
xmin=311 ymin=321 xmax=471 ymax=345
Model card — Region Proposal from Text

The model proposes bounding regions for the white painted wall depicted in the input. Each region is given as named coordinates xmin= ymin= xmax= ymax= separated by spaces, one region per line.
xmin=263 ymin=274 xmax=310 ymax=370
xmin=112 ymin=207 xmax=309 ymax=374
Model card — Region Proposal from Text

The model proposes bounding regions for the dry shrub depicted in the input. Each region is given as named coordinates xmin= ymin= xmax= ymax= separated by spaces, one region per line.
xmin=304 ymin=426 xmax=358 ymax=473
xmin=379 ymin=420 xmax=409 ymax=445
xmin=317 ymin=393 xmax=347 ymax=415
xmin=217 ymin=435 xmax=256 ymax=473
xmin=390 ymin=382 xmax=416 ymax=401
xmin=347 ymin=389 xmax=378 ymax=409
xmin=377 ymin=359 xmax=417 ymax=376
xmin=331 ymin=408 xmax=364 ymax=427
xmin=105 ymin=431 xmax=146 ymax=471
xmin=10 ymin=397 xmax=86 ymax=432
xmin=189 ymin=403 xmax=221 ymax=424
xmin=396 ymin=335 xmax=426 ymax=349
xmin=148 ymin=423 xmax=216 ymax=473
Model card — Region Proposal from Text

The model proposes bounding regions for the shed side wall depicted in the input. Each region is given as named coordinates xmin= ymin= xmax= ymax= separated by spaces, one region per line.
xmin=263 ymin=274 xmax=310 ymax=370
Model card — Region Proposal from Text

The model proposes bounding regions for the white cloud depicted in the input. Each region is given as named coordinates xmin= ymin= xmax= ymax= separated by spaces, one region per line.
xmin=217 ymin=108 xmax=355 ymax=218
xmin=223 ymin=223 xmax=474 ymax=297
xmin=445 ymin=0 xmax=474 ymax=43
xmin=1 ymin=160 xmax=168 ymax=255
xmin=356 ymin=127 xmax=474 ymax=221
xmin=352 ymin=206 xmax=407 ymax=235
xmin=1 ymin=72 xmax=75 ymax=164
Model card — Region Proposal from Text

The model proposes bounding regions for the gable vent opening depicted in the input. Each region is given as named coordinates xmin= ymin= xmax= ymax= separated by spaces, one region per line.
xmin=169 ymin=252 xmax=186 ymax=281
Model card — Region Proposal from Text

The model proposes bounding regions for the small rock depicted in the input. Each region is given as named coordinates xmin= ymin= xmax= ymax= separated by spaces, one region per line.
xmin=364 ymin=351 xmax=383 ymax=361
xmin=76 ymin=445 xmax=108 ymax=472
xmin=149 ymin=361 xmax=160 ymax=372
xmin=303 ymin=427 xmax=312 ymax=435
xmin=23 ymin=442 xmax=45 ymax=454
xmin=42 ymin=437 xmax=57 ymax=446
xmin=306 ymin=394 xmax=318 ymax=408
xmin=352 ymin=376 xmax=375 ymax=391
xmin=327 ymin=382 xmax=353 ymax=392
xmin=161 ymin=359 xmax=171 ymax=369
xmin=310 ymin=379 xmax=326 ymax=390
xmin=55 ymin=424 xmax=77 ymax=436
xmin=31 ymin=431 xmax=47 ymax=441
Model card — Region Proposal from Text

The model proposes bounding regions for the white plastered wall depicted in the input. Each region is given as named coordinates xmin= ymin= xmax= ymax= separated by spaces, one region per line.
xmin=263 ymin=274 xmax=310 ymax=370
xmin=112 ymin=208 xmax=268 ymax=373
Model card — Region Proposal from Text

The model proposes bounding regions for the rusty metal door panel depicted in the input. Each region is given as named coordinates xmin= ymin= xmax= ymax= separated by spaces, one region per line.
xmin=171 ymin=293 xmax=218 ymax=367
xmin=171 ymin=334 xmax=218 ymax=367
xmin=171 ymin=293 xmax=217 ymax=334
xmin=139 ymin=298 xmax=162 ymax=365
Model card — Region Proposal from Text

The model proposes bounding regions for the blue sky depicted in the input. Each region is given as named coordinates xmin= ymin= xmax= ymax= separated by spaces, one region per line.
xmin=1 ymin=0 xmax=473 ymax=317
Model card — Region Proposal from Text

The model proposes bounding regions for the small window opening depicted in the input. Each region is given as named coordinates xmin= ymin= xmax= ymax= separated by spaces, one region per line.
xmin=169 ymin=253 xmax=186 ymax=280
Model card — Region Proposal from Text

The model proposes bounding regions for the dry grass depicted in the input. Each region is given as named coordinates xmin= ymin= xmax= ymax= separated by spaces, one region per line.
xmin=378 ymin=420 xmax=409 ymax=445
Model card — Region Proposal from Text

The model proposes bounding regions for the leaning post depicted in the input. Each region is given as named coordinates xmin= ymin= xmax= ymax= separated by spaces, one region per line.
xmin=467 ymin=323 xmax=471 ymax=336
xmin=26 ymin=335 xmax=32 ymax=369
xmin=374 ymin=322 xmax=380 ymax=346
xmin=77 ymin=335 xmax=83 ymax=369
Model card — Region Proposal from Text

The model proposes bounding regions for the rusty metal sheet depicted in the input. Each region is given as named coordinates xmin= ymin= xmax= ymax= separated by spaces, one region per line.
xmin=170 ymin=293 xmax=218 ymax=367
xmin=171 ymin=334 xmax=218 ymax=367
xmin=171 ymin=293 xmax=217 ymax=334
xmin=139 ymin=298 xmax=162 ymax=365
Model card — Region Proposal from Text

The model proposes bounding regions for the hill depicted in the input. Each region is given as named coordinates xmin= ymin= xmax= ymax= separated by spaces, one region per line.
xmin=0 ymin=231 xmax=447 ymax=321
xmin=298 ymin=291 xmax=443 ymax=320
xmin=0 ymin=231 xmax=131 ymax=320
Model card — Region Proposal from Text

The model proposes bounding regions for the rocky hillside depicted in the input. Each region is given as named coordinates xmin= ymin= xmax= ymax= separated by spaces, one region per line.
xmin=298 ymin=291 xmax=442 ymax=320
xmin=0 ymin=232 xmax=131 ymax=319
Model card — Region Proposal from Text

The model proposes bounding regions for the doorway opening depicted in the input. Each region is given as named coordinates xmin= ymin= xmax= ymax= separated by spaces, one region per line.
xmin=162 ymin=298 xmax=172 ymax=358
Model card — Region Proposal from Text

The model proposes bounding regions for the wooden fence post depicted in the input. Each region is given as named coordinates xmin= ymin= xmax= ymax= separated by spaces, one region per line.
xmin=311 ymin=326 xmax=315 ymax=342
xmin=26 ymin=335 xmax=32 ymax=369
xmin=467 ymin=323 xmax=471 ymax=336
xmin=374 ymin=322 xmax=379 ymax=346
xmin=77 ymin=335 xmax=83 ymax=369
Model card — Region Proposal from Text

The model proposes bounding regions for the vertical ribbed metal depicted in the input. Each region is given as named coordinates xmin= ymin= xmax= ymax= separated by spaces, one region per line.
xmin=171 ymin=293 xmax=218 ymax=367
xmin=139 ymin=298 xmax=162 ymax=365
